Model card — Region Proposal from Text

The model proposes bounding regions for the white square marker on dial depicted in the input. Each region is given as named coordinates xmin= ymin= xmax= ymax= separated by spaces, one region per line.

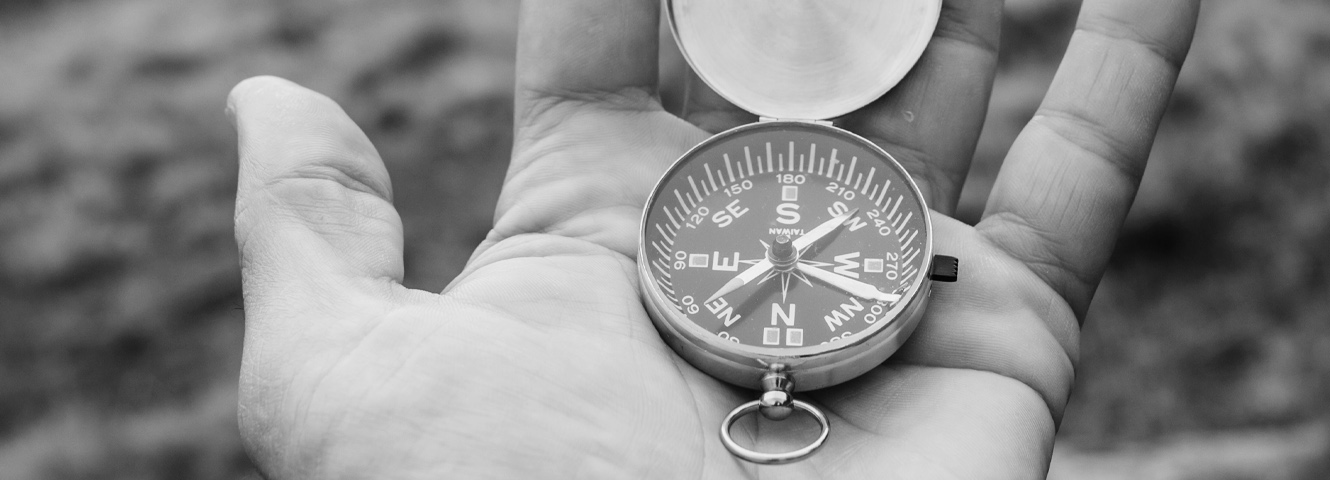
xmin=786 ymin=328 xmax=804 ymax=347
xmin=763 ymin=328 xmax=781 ymax=345
xmin=864 ymin=258 xmax=884 ymax=273
xmin=689 ymin=254 xmax=710 ymax=268
xmin=782 ymin=186 xmax=798 ymax=202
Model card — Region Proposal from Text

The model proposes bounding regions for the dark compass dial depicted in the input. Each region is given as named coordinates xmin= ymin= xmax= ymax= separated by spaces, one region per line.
xmin=641 ymin=121 xmax=932 ymax=353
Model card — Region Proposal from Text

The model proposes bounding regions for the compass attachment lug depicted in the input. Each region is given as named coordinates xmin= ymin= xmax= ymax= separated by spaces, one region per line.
xmin=758 ymin=369 xmax=795 ymax=420
xmin=758 ymin=116 xmax=833 ymax=126
xmin=929 ymin=255 xmax=960 ymax=282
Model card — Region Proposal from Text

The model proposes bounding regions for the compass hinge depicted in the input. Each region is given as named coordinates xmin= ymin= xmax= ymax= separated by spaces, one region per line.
xmin=758 ymin=116 xmax=833 ymax=127
xmin=929 ymin=255 xmax=959 ymax=282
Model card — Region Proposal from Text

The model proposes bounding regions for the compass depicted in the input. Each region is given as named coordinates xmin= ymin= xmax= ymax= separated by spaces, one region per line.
xmin=639 ymin=0 xmax=958 ymax=464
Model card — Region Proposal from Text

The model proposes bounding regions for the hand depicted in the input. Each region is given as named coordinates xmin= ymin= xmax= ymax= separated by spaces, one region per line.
xmin=706 ymin=209 xmax=857 ymax=303
xmin=795 ymin=263 xmax=901 ymax=304
xmin=229 ymin=0 xmax=1199 ymax=478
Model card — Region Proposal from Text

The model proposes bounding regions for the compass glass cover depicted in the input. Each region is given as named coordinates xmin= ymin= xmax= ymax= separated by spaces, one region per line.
xmin=642 ymin=123 xmax=930 ymax=351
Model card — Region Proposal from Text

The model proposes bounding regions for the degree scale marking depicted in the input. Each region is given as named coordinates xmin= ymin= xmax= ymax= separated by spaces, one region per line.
xmin=646 ymin=131 xmax=928 ymax=347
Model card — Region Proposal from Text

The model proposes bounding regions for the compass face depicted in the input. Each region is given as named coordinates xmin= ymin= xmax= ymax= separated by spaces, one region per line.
xmin=641 ymin=122 xmax=931 ymax=354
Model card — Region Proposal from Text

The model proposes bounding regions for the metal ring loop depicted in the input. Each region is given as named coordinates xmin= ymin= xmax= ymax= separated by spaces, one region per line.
xmin=719 ymin=399 xmax=830 ymax=465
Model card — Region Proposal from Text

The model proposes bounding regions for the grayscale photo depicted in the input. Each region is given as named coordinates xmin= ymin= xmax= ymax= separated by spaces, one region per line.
xmin=0 ymin=0 xmax=1326 ymax=478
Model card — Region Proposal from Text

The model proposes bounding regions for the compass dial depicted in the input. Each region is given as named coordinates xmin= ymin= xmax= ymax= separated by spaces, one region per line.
xmin=641 ymin=122 xmax=932 ymax=356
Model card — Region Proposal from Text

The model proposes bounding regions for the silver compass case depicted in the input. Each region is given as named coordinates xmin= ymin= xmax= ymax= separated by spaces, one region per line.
xmin=639 ymin=0 xmax=944 ymax=392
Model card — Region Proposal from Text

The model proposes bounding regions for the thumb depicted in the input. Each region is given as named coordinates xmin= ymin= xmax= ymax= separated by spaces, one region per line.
xmin=230 ymin=76 xmax=405 ymax=333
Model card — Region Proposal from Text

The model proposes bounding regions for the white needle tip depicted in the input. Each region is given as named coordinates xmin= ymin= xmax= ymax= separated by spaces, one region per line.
xmin=705 ymin=277 xmax=743 ymax=304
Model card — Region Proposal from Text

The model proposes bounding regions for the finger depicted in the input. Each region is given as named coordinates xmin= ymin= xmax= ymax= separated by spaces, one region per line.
xmin=515 ymin=0 xmax=662 ymax=126
xmin=230 ymin=76 xmax=405 ymax=321
xmin=814 ymin=365 xmax=1056 ymax=479
xmin=842 ymin=0 xmax=1003 ymax=214
xmin=893 ymin=215 xmax=1079 ymax=422
xmin=979 ymin=0 xmax=1200 ymax=317
xmin=680 ymin=68 xmax=756 ymax=134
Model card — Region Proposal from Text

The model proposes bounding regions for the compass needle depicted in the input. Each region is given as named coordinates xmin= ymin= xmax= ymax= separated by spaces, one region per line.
xmin=796 ymin=263 xmax=901 ymax=304
xmin=792 ymin=208 xmax=859 ymax=253
xmin=705 ymin=259 xmax=772 ymax=304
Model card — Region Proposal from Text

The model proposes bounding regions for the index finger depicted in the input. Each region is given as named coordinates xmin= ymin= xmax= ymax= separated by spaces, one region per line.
xmin=979 ymin=0 xmax=1200 ymax=318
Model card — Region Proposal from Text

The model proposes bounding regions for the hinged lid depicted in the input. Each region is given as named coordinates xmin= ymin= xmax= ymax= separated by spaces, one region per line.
xmin=668 ymin=0 xmax=941 ymax=121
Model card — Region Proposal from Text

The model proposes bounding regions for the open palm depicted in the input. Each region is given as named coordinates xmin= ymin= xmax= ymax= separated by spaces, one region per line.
xmin=229 ymin=0 xmax=1198 ymax=478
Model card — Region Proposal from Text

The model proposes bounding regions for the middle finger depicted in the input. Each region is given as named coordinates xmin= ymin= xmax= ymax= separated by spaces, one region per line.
xmin=841 ymin=0 xmax=1004 ymax=215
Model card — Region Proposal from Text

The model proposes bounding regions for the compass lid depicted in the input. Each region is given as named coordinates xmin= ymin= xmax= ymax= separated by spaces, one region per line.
xmin=668 ymin=0 xmax=941 ymax=121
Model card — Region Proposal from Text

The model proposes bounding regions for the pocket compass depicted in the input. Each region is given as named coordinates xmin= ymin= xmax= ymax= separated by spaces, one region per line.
xmin=638 ymin=0 xmax=958 ymax=464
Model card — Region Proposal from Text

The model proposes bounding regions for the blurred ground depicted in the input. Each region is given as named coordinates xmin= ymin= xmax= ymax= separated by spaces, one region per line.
xmin=0 ymin=0 xmax=1326 ymax=478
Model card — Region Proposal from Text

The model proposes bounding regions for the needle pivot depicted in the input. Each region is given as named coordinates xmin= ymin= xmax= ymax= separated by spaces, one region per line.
xmin=769 ymin=235 xmax=797 ymax=271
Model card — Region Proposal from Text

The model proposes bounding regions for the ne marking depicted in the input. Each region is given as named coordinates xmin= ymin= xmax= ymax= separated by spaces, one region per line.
xmin=745 ymin=147 xmax=756 ymax=177
xmin=725 ymin=154 xmax=737 ymax=181
xmin=862 ymin=167 xmax=876 ymax=195
xmin=688 ymin=176 xmax=703 ymax=202
xmin=706 ymin=163 xmax=719 ymax=191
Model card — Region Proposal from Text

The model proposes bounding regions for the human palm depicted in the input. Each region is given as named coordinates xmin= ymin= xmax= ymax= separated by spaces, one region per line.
xmin=229 ymin=0 xmax=1199 ymax=478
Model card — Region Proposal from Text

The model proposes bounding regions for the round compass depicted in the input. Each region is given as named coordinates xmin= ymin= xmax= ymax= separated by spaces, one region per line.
xmin=639 ymin=0 xmax=956 ymax=465
xmin=640 ymin=120 xmax=938 ymax=387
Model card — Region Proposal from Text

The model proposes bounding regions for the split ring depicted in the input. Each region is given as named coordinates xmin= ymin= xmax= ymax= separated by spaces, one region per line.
xmin=719 ymin=399 xmax=829 ymax=465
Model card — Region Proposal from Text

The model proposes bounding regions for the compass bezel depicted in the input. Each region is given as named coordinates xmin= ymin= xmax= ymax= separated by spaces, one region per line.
xmin=637 ymin=121 xmax=934 ymax=391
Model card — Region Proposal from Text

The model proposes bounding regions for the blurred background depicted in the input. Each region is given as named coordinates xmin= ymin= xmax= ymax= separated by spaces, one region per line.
xmin=0 ymin=0 xmax=1326 ymax=478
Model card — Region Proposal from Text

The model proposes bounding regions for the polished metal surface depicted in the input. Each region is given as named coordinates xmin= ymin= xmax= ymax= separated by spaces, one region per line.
xmin=759 ymin=370 xmax=795 ymax=420
xmin=720 ymin=399 xmax=830 ymax=465
xmin=667 ymin=0 xmax=942 ymax=121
